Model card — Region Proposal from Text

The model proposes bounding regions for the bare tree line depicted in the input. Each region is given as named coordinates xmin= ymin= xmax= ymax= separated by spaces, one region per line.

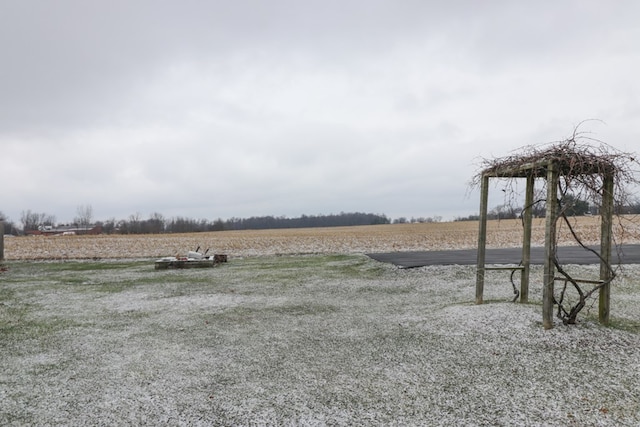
xmin=4 ymin=198 xmax=639 ymax=236
xmin=1 ymin=208 xmax=400 ymax=235
xmin=454 ymin=194 xmax=640 ymax=222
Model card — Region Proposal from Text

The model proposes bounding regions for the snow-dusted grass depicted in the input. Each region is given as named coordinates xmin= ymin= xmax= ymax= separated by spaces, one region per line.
xmin=1 ymin=256 xmax=639 ymax=426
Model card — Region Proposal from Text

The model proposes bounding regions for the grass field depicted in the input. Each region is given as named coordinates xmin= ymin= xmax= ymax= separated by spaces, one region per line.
xmin=1 ymin=218 xmax=639 ymax=425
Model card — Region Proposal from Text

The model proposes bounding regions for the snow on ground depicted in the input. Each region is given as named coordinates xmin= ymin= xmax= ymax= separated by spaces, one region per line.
xmin=1 ymin=256 xmax=639 ymax=426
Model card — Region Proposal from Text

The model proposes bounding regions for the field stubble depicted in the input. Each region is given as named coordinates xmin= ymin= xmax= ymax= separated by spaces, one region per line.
xmin=6 ymin=216 xmax=640 ymax=260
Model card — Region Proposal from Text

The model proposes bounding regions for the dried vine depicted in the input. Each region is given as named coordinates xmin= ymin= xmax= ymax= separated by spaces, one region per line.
xmin=474 ymin=123 xmax=640 ymax=324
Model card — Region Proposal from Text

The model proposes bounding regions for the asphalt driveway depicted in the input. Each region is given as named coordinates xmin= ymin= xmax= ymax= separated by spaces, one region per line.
xmin=367 ymin=244 xmax=640 ymax=268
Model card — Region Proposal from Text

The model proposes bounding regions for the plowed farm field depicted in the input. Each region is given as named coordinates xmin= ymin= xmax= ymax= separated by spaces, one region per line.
xmin=5 ymin=216 xmax=640 ymax=260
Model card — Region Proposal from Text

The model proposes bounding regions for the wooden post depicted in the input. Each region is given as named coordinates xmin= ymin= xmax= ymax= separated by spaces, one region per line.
xmin=520 ymin=174 xmax=534 ymax=303
xmin=476 ymin=174 xmax=490 ymax=304
xmin=599 ymin=173 xmax=614 ymax=325
xmin=0 ymin=221 xmax=4 ymax=261
xmin=542 ymin=162 xmax=559 ymax=329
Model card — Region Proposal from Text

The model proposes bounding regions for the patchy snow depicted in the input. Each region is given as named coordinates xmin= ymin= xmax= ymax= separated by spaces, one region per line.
xmin=1 ymin=256 xmax=639 ymax=425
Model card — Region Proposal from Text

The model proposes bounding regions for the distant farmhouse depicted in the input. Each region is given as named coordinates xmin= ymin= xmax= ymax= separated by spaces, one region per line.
xmin=28 ymin=224 xmax=103 ymax=236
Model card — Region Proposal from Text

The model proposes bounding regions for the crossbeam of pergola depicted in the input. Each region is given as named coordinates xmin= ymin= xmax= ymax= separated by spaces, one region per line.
xmin=475 ymin=158 xmax=614 ymax=329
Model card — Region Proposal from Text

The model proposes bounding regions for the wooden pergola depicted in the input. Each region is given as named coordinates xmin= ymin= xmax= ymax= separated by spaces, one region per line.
xmin=475 ymin=156 xmax=615 ymax=329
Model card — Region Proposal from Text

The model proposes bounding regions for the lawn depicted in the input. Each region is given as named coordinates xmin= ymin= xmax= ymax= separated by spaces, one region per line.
xmin=1 ymin=255 xmax=639 ymax=426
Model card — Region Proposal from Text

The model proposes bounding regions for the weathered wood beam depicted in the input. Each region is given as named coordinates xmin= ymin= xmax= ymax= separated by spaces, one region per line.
xmin=599 ymin=173 xmax=614 ymax=325
xmin=482 ymin=159 xmax=553 ymax=178
xmin=521 ymin=174 xmax=534 ymax=303
xmin=543 ymin=161 xmax=559 ymax=329
xmin=476 ymin=175 xmax=489 ymax=305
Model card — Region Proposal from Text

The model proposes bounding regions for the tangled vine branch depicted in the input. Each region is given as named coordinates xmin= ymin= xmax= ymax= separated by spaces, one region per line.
xmin=473 ymin=123 xmax=640 ymax=324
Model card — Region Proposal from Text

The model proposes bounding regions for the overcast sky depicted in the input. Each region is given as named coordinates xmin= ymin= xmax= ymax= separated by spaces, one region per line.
xmin=2 ymin=1 xmax=639 ymax=224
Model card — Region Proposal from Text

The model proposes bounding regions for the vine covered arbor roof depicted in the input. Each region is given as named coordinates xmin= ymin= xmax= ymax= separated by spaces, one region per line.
xmin=480 ymin=143 xmax=617 ymax=179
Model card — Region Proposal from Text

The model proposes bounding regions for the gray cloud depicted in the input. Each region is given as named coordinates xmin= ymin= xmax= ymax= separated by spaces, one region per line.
xmin=2 ymin=1 xmax=640 ymax=223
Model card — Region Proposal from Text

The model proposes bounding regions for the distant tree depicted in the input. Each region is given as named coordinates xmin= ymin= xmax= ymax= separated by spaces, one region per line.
xmin=454 ymin=214 xmax=480 ymax=221
xmin=620 ymin=197 xmax=640 ymax=214
xmin=0 ymin=211 xmax=17 ymax=235
xmin=560 ymin=194 xmax=590 ymax=216
xmin=116 ymin=219 xmax=129 ymax=234
xmin=128 ymin=212 xmax=142 ymax=234
xmin=143 ymin=212 xmax=165 ymax=234
xmin=74 ymin=204 xmax=94 ymax=228
xmin=116 ymin=213 xmax=143 ymax=234
xmin=218 ymin=212 xmax=389 ymax=230
xmin=99 ymin=218 xmax=117 ymax=234
xmin=211 ymin=218 xmax=225 ymax=231
xmin=489 ymin=204 xmax=519 ymax=220
xmin=42 ymin=214 xmax=56 ymax=227
xmin=94 ymin=211 xmax=391 ymax=234
xmin=411 ymin=216 xmax=442 ymax=223
xmin=530 ymin=201 xmax=547 ymax=218
xmin=165 ymin=216 xmax=203 ymax=233
xmin=20 ymin=210 xmax=56 ymax=232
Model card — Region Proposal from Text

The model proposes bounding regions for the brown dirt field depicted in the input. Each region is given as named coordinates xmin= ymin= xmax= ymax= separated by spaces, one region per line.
xmin=4 ymin=216 xmax=640 ymax=260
